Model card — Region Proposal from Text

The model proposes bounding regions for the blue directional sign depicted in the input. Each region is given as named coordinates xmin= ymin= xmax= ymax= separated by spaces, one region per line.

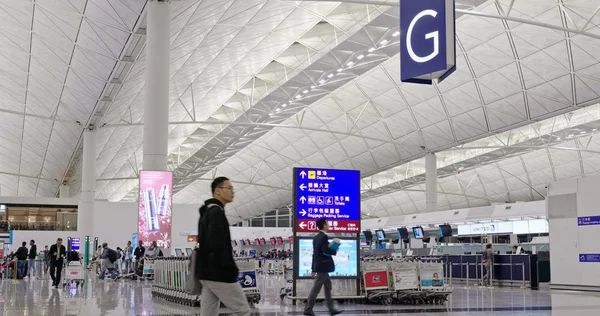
xmin=577 ymin=216 xmax=600 ymax=226
xmin=579 ymin=254 xmax=600 ymax=263
xmin=294 ymin=168 xmax=360 ymax=233
xmin=400 ymin=0 xmax=456 ymax=84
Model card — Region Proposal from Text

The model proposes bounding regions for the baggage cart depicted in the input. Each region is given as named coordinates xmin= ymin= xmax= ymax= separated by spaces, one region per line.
xmin=361 ymin=260 xmax=394 ymax=305
xmin=236 ymin=258 xmax=261 ymax=305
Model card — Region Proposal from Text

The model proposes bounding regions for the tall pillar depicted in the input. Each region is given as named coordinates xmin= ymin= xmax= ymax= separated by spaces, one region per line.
xmin=143 ymin=0 xmax=170 ymax=172
xmin=59 ymin=184 xmax=70 ymax=199
xmin=78 ymin=130 xmax=96 ymax=238
xmin=426 ymin=153 xmax=437 ymax=212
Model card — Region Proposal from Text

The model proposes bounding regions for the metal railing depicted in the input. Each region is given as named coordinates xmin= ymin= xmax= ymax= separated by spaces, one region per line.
xmin=447 ymin=261 xmax=527 ymax=288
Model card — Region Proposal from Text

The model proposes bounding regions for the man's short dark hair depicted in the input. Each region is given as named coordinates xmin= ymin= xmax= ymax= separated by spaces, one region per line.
xmin=316 ymin=218 xmax=327 ymax=230
xmin=22 ymin=241 xmax=26 ymax=246
xmin=57 ymin=238 xmax=62 ymax=242
xmin=30 ymin=240 xmax=35 ymax=244
xmin=211 ymin=177 xmax=230 ymax=194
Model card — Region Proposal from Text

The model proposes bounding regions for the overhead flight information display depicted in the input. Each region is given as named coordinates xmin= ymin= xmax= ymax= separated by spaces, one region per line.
xmin=293 ymin=168 xmax=360 ymax=233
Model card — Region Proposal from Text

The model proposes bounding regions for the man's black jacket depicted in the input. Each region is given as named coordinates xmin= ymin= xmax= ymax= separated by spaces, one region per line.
xmin=312 ymin=231 xmax=337 ymax=273
xmin=28 ymin=245 xmax=37 ymax=259
xmin=196 ymin=198 xmax=238 ymax=283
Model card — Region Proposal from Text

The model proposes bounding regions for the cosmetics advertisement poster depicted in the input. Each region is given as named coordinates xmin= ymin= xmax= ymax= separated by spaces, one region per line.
xmin=138 ymin=170 xmax=172 ymax=248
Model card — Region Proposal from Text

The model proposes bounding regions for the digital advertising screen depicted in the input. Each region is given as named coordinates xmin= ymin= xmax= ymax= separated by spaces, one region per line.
xmin=288 ymin=236 xmax=294 ymax=244
xmin=397 ymin=228 xmax=409 ymax=239
xmin=138 ymin=170 xmax=173 ymax=248
xmin=70 ymin=238 xmax=80 ymax=251
xmin=375 ymin=230 xmax=386 ymax=240
xmin=297 ymin=238 xmax=358 ymax=278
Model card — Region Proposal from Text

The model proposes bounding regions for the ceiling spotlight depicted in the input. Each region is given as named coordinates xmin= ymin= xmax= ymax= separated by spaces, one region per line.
xmin=347 ymin=61 xmax=354 ymax=66
xmin=275 ymin=108 xmax=281 ymax=112
xmin=580 ymin=131 xmax=586 ymax=134
xmin=282 ymin=103 xmax=287 ymax=108
xmin=392 ymin=31 xmax=400 ymax=37
xmin=295 ymin=95 xmax=302 ymax=99
xmin=268 ymin=113 xmax=273 ymax=116
xmin=310 ymin=85 xmax=316 ymax=89
xmin=357 ymin=54 xmax=364 ymax=60
xmin=337 ymin=68 xmax=343 ymax=72
xmin=319 ymin=79 xmax=326 ymax=84
xmin=368 ymin=47 xmax=376 ymax=53
xmin=380 ymin=39 xmax=388 ymax=45
xmin=556 ymin=137 xmax=561 ymax=141
xmin=303 ymin=90 xmax=309 ymax=94
xmin=327 ymin=73 xmax=334 ymax=78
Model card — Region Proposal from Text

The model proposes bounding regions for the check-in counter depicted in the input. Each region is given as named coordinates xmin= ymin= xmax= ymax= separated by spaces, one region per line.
xmin=443 ymin=254 xmax=539 ymax=289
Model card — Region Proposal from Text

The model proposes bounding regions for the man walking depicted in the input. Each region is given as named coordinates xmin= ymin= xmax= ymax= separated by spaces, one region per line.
xmin=304 ymin=218 xmax=343 ymax=316
xmin=196 ymin=177 xmax=251 ymax=316
xmin=49 ymin=238 xmax=66 ymax=288
xmin=27 ymin=240 xmax=37 ymax=279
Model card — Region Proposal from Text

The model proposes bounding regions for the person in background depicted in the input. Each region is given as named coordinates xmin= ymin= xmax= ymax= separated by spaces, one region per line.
xmin=134 ymin=241 xmax=145 ymax=261
xmin=43 ymin=245 xmax=50 ymax=275
xmin=115 ymin=247 xmax=124 ymax=273
xmin=482 ymin=243 xmax=494 ymax=287
xmin=304 ymin=218 xmax=342 ymax=316
xmin=12 ymin=241 xmax=28 ymax=279
xmin=197 ymin=177 xmax=251 ymax=316
xmin=512 ymin=245 xmax=519 ymax=254
xmin=148 ymin=241 xmax=163 ymax=258
xmin=124 ymin=241 xmax=133 ymax=274
xmin=27 ymin=240 xmax=37 ymax=279
xmin=99 ymin=243 xmax=117 ymax=280
xmin=49 ymin=238 xmax=66 ymax=288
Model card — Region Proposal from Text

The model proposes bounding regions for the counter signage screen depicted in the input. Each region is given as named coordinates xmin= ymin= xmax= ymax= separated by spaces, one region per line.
xmin=276 ymin=237 xmax=284 ymax=245
xmin=138 ymin=171 xmax=173 ymax=248
xmin=270 ymin=238 xmax=276 ymax=246
xmin=413 ymin=227 xmax=424 ymax=239
xmin=71 ymin=238 xmax=80 ymax=251
xmin=375 ymin=230 xmax=386 ymax=240
xmin=254 ymin=239 xmax=260 ymax=246
xmin=297 ymin=238 xmax=358 ymax=278
xmin=260 ymin=238 xmax=266 ymax=246
xmin=294 ymin=168 xmax=361 ymax=233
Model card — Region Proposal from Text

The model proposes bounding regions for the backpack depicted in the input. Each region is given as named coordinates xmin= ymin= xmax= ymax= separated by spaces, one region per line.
xmin=108 ymin=249 xmax=118 ymax=263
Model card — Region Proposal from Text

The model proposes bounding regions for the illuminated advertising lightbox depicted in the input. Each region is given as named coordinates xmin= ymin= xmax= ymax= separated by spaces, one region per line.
xmin=71 ymin=238 xmax=80 ymax=251
xmin=138 ymin=170 xmax=173 ymax=248
xmin=297 ymin=238 xmax=358 ymax=278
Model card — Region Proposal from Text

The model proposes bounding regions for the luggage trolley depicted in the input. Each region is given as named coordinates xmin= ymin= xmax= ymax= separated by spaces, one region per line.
xmin=418 ymin=258 xmax=451 ymax=305
xmin=235 ymin=258 xmax=261 ymax=305
xmin=361 ymin=260 xmax=395 ymax=305
xmin=390 ymin=258 xmax=422 ymax=305
xmin=62 ymin=259 xmax=85 ymax=288
xmin=152 ymin=257 xmax=199 ymax=306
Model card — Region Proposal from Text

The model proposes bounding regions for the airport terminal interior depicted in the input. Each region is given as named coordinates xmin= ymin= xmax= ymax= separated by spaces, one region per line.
xmin=1 ymin=0 xmax=600 ymax=315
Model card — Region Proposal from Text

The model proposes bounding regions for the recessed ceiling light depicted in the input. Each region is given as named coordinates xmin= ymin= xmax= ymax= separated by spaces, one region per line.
xmin=319 ymin=79 xmax=326 ymax=84
xmin=327 ymin=73 xmax=334 ymax=78
xmin=368 ymin=47 xmax=376 ymax=53
xmin=347 ymin=61 xmax=354 ymax=66
xmin=337 ymin=68 xmax=343 ymax=72
xmin=556 ymin=137 xmax=561 ymax=140
xmin=357 ymin=54 xmax=364 ymax=60
xmin=295 ymin=95 xmax=302 ymax=99
xmin=392 ymin=31 xmax=400 ymax=37
xmin=275 ymin=108 xmax=281 ymax=112
xmin=268 ymin=113 xmax=273 ymax=116
xmin=282 ymin=103 xmax=287 ymax=108
xmin=580 ymin=131 xmax=586 ymax=134
xmin=310 ymin=85 xmax=316 ymax=89
xmin=380 ymin=39 xmax=388 ymax=45
xmin=303 ymin=90 xmax=309 ymax=94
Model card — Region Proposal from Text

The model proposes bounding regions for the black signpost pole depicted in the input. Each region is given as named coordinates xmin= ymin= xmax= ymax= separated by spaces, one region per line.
xmin=292 ymin=167 xmax=298 ymax=305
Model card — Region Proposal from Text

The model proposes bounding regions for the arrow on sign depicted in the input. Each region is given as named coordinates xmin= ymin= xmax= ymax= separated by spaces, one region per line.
xmin=300 ymin=171 xmax=307 ymax=179
xmin=299 ymin=222 xmax=307 ymax=229
xmin=299 ymin=183 xmax=306 ymax=191
xmin=300 ymin=196 xmax=307 ymax=204
xmin=300 ymin=209 xmax=307 ymax=216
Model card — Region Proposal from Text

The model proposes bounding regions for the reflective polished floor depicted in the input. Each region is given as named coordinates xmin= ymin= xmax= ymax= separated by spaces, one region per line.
xmin=1 ymin=274 xmax=600 ymax=315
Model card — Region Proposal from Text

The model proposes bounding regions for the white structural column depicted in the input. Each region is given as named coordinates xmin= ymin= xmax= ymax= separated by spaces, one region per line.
xmin=77 ymin=130 xmax=96 ymax=238
xmin=426 ymin=153 xmax=437 ymax=212
xmin=143 ymin=0 xmax=171 ymax=171
xmin=59 ymin=184 xmax=70 ymax=199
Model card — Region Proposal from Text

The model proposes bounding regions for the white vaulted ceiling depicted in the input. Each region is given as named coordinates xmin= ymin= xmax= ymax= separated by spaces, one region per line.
xmin=1 ymin=0 xmax=600 ymax=222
